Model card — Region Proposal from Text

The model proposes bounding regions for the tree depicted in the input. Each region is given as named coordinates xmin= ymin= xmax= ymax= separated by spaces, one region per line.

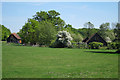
xmin=1 ymin=25 xmax=11 ymax=41
xmin=0 ymin=24 xmax=2 ymax=40
xmin=19 ymin=10 xmax=65 ymax=46
xmin=84 ymin=22 xmax=94 ymax=38
xmin=71 ymin=33 xmax=83 ymax=42
xmin=35 ymin=21 xmax=57 ymax=46
xmin=33 ymin=11 xmax=49 ymax=22
xmin=105 ymin=37 xmax=111 ymax=43
xmin=48 ymin=10 xmax=60 ymax=18
xmin=33 ymin=10 xmax=65 ymax=31
xmin=98 ymin=23 xmax=110 ymax=40
xmin=65 ymin=24 xmax=72 ymax=28
xmin=19 ymin=19 xmax=39 ymax=45
xmin=78 ymin=28 xmax=99 ymax=39
xmin=114 ymin=23 xmax=120 ymax=53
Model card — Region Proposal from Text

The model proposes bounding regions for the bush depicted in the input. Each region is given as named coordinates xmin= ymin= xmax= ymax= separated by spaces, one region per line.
xmin=107 ymin=42 xmax=120 ymax=49
xmin=89 ymin=42 xmax=103 ymax=49
xmin=53 ymin=31 xmax=73 ymax=48
xmin=49 ymin=39 xmax=57 ymax=48
xmin=71 ymin=41 xmax=87 ymax=49
xmin=71 ymin=41 xmax=78 ymax=48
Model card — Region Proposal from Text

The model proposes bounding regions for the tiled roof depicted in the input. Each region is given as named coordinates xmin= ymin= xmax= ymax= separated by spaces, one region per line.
xmin=11 ymin=33 xmax=21 ymax=39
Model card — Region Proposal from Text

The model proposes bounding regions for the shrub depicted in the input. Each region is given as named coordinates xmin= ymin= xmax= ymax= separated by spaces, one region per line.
xmin=71 ymin=41 xmax=88 ymax=49
xmin=107 ymin=42 xmax=120 ymax=49
xmin=71 ymin=41 xmax=78 ymax=48
xmin=53 ymin=31 xmax=73 ymax=48
xmin=89 ymin=42 xmax=103 ymax=49
xmin=49 ymin=39 xmax=57 ymax=48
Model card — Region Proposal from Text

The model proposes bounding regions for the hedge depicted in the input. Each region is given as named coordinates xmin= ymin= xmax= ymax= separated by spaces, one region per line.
xmin=89 ymin=42 xmax=103 ymax=49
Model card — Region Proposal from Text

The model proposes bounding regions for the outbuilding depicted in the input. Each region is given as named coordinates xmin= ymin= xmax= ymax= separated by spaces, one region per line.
xmin=82 ymin=33 xmax=107 ymax=46
xmin=7 ymin=33 xmax=21 ymax=43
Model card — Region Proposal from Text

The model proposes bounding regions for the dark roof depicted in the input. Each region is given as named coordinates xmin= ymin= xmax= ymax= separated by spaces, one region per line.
xmin=83 ymin=33 xmax=107 ymax=45
xmin=113 ymin=39 xmax=120 ymax=42
xmin=82 ymin=37 xmax=89 ymax=42
xmin=86 ymin=33 xmax=97 ymax=43
xmin=11 ymin=33 xmax=21 ymax=39
xmin=82 ymin=33 xmax=97 ymax=43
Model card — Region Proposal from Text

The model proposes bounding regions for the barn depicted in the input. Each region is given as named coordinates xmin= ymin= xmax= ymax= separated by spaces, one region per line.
xmin=7 ymin=33 xmax=21 ymax=44
xmin=82 ymin=33 xmax=107 ymax=46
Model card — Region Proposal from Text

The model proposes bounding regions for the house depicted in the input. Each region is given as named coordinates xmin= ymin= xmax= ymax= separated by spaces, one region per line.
xmin=7 ymin=33 xmax=22 ymax=43
xmin=82 ymin=33 xmax=107 ymax=46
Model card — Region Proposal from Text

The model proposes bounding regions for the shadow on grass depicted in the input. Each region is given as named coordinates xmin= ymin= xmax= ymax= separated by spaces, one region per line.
xmin=85 ymin=51 xmax=119 ymax=54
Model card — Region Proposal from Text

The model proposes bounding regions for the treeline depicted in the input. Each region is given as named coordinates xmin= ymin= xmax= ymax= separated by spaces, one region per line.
xmin=18 ymin=10 xmax=86 ymax=45
xmin=0 ymin=24 xmax=11 ymax=41
xmin=0 ymin=10 xmax=119 ymax=47
xmin=18 ymin=10 xmax=117 ymax=46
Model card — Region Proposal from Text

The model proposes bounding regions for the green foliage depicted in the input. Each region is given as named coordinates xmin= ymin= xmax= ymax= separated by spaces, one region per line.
xmin=98 ymin=23 xmax=110 ymax=40
xmin=33 ymin=11 xmax=49 ymax=22
xmin=114 ymin=23 xmax=120 ymax=41
xmin=65 ymin=24 xmax=72 ymax=28
xmin=64 ymin=24 xmax=81 ymax=35
xmin=84 ymin=22 xmax=94 ymax=37
xmin=35 ymin=21 xmax=57 ymax=46
xmin=64 ymin=24 xmax=84 ymax=43
xmin=71 ymin=33 xmax=83 ymax=42
xmin=71 ymin=42 xmax=87 ymax=49
xmin=33 ymin=10 xmax=65 ymax=31
xmin=0 ymin=25 xmax=2 ymax=40
xmin=19 ymin=19 xmax=39 ymax=45
xmin=19 ymin=19 xmax=56 ymax=46
xmin=89 ymin=42 xmax=103 ymax=49
xmin=78 ymin=28 xmax=99 ymax=39
xmin=106 ymin=30 xmax=115 ymax=41
xmin=49 ymin=39 xmax=57 ymax=48
xmin=0 ymin=25 xmax=11 ymax=41
xmin=107 ymin=42 xmax=120 ymax=49
xmin=114 ymin=23 xmax=120 ymax=53
xmin=19 ymin=10 xmax=66 ymax=46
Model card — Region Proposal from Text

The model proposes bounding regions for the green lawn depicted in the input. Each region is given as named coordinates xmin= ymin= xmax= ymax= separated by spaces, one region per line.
xmin=2 ymin=42 xmax=119 ymax=78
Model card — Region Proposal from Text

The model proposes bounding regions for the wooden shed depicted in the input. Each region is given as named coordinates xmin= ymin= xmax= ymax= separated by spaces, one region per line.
xmin=82 ymin=33 xmax=107 ymax=46
xmin=7 ymin=33 xmax=21 ymax=43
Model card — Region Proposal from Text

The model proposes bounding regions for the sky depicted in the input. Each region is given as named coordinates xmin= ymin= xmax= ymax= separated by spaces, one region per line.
xmin=1 ymin=2 xmax=118 ymax=33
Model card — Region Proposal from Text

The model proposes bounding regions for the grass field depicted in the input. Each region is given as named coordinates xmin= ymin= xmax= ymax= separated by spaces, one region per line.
xmin=2 ymin=42 xmax=119 ymax=78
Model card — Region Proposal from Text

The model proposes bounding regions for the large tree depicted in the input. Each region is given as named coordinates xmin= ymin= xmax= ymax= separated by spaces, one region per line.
xmin=35 ymin=21 xmax=57 ymax=46
xmin=19 ymin=10 xmax=65 ymax=45
xmin=33 ymin=10 xmax=65 ymax=31
xmin=19 ymin=19 xmax=39 ymax=45
xmin=19 ymin=19 xmax=56 ymax=46
xmin=84 ymin=22 xmax=94 ymax=38
xmin=0 ymin=25 xmax=11 ymax=41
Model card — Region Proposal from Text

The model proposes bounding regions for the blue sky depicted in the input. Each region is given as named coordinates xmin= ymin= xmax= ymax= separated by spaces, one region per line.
xmin=2 ymin=2 xmax=118 ymax=33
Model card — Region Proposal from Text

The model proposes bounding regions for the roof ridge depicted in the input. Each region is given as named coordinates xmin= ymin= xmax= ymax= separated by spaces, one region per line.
xmin=11 ymin=33 xmax=21 ymax=39
xmin=86 ymin=33 xmax=97 ymax=43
